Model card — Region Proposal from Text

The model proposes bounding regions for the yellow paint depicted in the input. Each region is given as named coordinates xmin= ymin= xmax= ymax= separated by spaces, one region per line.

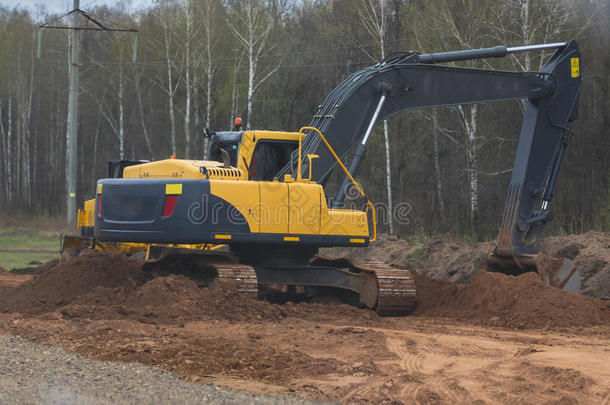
xmin=321 ymin=208 xmax=369 ymax=237
xmin=571 ymin=57 xmax=579 ymax=78
xmin=297 ymin=127 xmax=376 ymax=241
xmin=123 ymin=159 xmax=247 ymax=181
xmin=97 ymin=183 xmax=103 ymax=194
xmin=210 ymin=180 xmax=260 ymax=232
xmin=350 ymin=238 xmax=366 ymax=244
xmin=165 ymin=183 xmax=183 ymax=195
xmin=214 ymin=234 xmax=232 ymax=240
xmin=259 ymin=181 xmax=289 ymax=233
xmin=83 ymin=199 xmax=95 ymax=226
xmin=288 ymin=183 xmax=321 ymax=234
xmin=283 ymin=236 xmax=300 ymax=242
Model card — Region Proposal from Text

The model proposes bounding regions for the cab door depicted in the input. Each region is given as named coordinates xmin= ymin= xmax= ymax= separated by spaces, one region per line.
xmin=288 ymin=183 xmax=321 ymax=235
xmin=258 ymin=181 xmax=289 ymax=234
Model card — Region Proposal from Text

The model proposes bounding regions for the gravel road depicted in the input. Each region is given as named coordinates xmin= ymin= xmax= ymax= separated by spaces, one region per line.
xmin=0 ymin=335 xmax=317 ymax=405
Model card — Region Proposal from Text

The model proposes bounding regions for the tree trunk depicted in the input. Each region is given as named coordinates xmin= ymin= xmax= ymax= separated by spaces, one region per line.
xmin=204 ymin=44 xmax=213 ymax=159
xmin=432 ymin=109 xmax=445 ymax=223
xmin=0 ymin=101 xmax=7 ymax=204
xmin=184 ymin=13 xmax=192 ymax=158
xmin=230 ymin=50 xmax=241 ymax=130
xmin=134 ymin=74 xmax=154 ymax=159
xmin=118 ymin=65 xmax=125 ymax=160
xmin=520 ymin=0 xmax=531 ymax=71
xmin=246 ymin=37 xmax=254 ymax=130
xmin=164 ymin=23 xmax=177 ymax=156
xmin=7 ymin=96 xmax=13 ymax=205
xmin=464 ymin=104 xmax=479 ymax=234
xmin=383 ymin=119 xmax=394 ymax=234
xmin=24 ymin=51 xmax=35 ymax=210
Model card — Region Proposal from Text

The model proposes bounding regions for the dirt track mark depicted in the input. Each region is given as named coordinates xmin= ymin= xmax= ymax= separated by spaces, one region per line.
xmin=384 ymin=335 xmax=472 ymax=404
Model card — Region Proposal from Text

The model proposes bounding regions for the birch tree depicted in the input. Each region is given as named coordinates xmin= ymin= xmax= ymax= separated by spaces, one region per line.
xmin=434 ymin=1 xmax=493 ymax=233
xmin=151 ymin=0 xmax=181 ymax=156
xmin=358 ymin=0 xmax=395 ymax=234
xmin=133 ymin=68 xmax=155 ymax=159
xmin=180 ymin=0 xmax=203 ymax=158
xmin=227 ymin=0 xmax=285 ymax=130
xmin=200 ymin=0 xmax=221 ymax=158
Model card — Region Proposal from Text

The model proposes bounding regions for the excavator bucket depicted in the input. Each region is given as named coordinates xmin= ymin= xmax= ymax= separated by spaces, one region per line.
xmin=486 ymin=252 xmax=581 ymax=293
xmin=534 ymin=254 xmax=581 ymax=292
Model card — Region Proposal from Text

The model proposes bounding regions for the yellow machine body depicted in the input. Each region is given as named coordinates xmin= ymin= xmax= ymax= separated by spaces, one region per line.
xmin=119 ymin=130 xmax=370 ymax=243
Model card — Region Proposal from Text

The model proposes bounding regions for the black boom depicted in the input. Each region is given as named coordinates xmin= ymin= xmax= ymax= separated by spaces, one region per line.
xmin=277 ymin=41 xmax=581 ymax=264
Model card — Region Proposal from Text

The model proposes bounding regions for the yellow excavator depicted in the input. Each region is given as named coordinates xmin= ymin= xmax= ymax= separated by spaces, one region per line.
xmin=62 ymin=40 xmax=582 ymax=315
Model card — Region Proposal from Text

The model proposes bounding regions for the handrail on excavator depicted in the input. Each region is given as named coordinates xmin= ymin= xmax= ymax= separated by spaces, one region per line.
xmin=298 ymin=126 xmax=377 ymax=242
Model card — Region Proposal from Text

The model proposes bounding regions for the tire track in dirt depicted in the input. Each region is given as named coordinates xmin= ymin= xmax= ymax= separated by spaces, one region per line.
xmin=341 ymin=380 xmax=386 ymax=403
xmin=591 ymin=382 xmax=610 ymax=405
xmin=384 ymin=334 xmax=472 ymax=404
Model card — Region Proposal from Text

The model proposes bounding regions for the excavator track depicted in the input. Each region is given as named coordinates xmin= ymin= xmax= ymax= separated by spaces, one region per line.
xmin=212 ymin=263 xmax=259 ymax=296
xmin=345 ymin=258 xmax=417 ymax=316
xmin=144 ymin=246 xmax=416 ymax=315
xmin=143 ymin=247 xmax=259 ymax=296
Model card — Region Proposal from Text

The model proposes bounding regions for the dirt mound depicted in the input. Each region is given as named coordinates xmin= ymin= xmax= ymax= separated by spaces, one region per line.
xmin=0 ymin=251 xmax=382 ymax=326
xmin=413 ymin=270 xmax=610 ymax=329
xmin=0 ymin=251 xmax=147 ymax=314
xmin=2 ymin=245 xmax=607 ymax=331
xmin=62 ymin=275 xmax=293 ymax=324
xmin=541 ymin=232 xmax=610 ymax=299
xmin=335 ymin=231 xmax=610 ymax=298
xmin=332 ymin=233 xmax=490 ymax=283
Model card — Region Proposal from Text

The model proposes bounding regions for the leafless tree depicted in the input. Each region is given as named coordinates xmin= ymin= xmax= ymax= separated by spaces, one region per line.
xmin=358 ymin=0 xmax=395 ymax=234
xmin=227 ymin=0 xmax=285 ymax=130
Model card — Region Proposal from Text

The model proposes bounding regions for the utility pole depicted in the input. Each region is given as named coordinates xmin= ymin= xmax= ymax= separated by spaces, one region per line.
xmin=39 ymin=1 xmax=137 ymax=230
xmin=66 ymin=0 xmax=80 ymax=230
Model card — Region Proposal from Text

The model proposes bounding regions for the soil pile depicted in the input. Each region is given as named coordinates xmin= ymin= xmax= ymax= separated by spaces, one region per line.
xmin=62 ymin=275 xmax=293 ymax=324
xmin=541 ymin=232 xmax=610 ymax=299
xmin=0 ymin=253 xmax=370 ymax=325
xmin=413 ymin=270 xmax=610 ymax=329
xmin=0 ymin=251 xmax=147 ymax=314
xmin=332 ymin=233 xmax=490 ymax=283
xmin=1 ymin=244 xmax=608 ymax=330
xmin=334 ymin=232 xmax=610 ymax=298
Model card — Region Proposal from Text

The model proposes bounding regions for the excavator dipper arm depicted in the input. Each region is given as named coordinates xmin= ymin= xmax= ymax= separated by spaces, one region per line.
xmin=279 ymin=41 xmax=581 ymax=290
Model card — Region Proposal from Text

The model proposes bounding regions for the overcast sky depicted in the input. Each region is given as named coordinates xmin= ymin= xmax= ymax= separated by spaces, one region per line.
xmin=0 ymin=0 xmax=153 ymax=20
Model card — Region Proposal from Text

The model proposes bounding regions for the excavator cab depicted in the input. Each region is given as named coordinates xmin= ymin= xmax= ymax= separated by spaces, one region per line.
xmin=207 ymin=131 xmax=243 ymax=167
xmin=207 ymin=130 xmax=299 ymax=181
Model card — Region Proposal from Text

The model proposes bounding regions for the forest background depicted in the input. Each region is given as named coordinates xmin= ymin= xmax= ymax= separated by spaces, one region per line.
xmin=0 ymin=0 xmax=607 ymax=239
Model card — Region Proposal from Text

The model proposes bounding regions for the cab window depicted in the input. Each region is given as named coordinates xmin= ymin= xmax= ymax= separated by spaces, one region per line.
xmin=249 ymin=140 xmax=298 ymax=181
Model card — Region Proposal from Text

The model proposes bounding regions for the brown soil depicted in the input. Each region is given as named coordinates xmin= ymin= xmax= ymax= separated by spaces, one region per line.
xmin=0 ymin=252 xmax=147 ymax=314
xmin=413 ymin=270 xmax=610 ymax=329
xmin=331 ymin=231 xmax=610 ymax=299
xmin=0 ymin=233 xmax=609 ymax=403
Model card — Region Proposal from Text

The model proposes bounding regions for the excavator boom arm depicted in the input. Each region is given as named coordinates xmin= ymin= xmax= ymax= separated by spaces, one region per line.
xmin=280 ymin=40 xmax=581 ymax=266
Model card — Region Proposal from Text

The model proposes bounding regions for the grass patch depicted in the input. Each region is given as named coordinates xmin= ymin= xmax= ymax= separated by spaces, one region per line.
xmin=0 ymin=235 xmax=59 ymax=251
xmin=0 ymin=251 xmax=58 ymax=270
xmin=405 ymin=246 xmax=426 ymax=262
xmin=0 ymin=224 xmax=61 ymax=270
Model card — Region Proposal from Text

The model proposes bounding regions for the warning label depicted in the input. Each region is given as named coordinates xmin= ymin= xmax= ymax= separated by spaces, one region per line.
xmin=571 ymin=57 xmax=580 ymax=78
